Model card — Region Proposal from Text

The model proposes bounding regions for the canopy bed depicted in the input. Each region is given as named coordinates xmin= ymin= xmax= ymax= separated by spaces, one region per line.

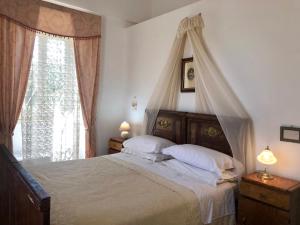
xmin=0 ymin=10 xmax=254 ymax=225
xmin=0 ymin=110 xmax=240 ymax=225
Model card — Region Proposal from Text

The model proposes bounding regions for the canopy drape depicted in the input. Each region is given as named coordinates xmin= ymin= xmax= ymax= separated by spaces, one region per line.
xmin=0 ymin=0 xmax=101 ymax=158
xmin=144 ymin=15 xmax=255 ymax=172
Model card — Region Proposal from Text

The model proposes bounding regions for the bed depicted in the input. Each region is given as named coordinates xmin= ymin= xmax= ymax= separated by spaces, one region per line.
xmin=0 ymin=110 xmax=238 ymax=225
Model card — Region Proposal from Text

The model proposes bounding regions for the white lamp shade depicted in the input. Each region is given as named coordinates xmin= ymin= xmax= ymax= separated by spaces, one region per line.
xmin=119 ymin=121 xmax=130 ymax=132
xmin=257 ymin=147 xmax=277 ymax=165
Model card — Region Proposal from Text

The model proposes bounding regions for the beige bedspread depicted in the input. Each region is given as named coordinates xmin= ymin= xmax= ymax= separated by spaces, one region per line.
xmin=23 ymin=156 xmax=201 ymax=225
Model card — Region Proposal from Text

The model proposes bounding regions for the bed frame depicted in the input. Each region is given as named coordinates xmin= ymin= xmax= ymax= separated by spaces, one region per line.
xmin=0 ymin=145 xmax=50 ymax=225
xmin=0 ymin=110 xmax=232 ymax=225
xmin=153 ymin=110 xmax=232 ymax=156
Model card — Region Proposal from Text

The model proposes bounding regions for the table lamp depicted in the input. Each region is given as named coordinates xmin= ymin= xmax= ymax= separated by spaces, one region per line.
xmin=119 ymin=121 xmax=130 ymax=139
xmin=257 ymin=146 xmax=277 ymax=180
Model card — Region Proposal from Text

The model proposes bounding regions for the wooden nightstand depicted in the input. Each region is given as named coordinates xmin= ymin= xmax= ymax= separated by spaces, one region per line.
xmin=108 ymin=137 xmax=125 ymax=154
xmin=238 ymin=172 xmax=300 ymax=225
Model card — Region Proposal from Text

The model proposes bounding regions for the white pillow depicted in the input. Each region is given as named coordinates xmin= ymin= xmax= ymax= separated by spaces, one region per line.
xmin=121 ymin=147 xmax=171 ymax=162
xmin=163 ymin=159 xmax=240 ymax=186
xmin=162 ymin=144 xmax=234 ymax=177
xmin=123 ymin=135 xmax=175 ymax=154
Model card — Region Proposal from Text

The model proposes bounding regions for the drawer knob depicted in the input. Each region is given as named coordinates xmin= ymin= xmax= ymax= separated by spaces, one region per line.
xmin=27 ymin=194 xmax=34 ymax=204
xmin=242 ymin=217 xmax=247 ymax=225
xmin=259 ymin=193 xmax=267 ymax=199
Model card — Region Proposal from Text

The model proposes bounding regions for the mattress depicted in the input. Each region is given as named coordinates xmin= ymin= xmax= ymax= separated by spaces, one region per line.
xmin=22 ymin=153 xmax=237 ymax=225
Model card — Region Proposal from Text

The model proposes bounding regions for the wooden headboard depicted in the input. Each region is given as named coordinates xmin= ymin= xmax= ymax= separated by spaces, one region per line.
xmin=152 ymin=110 xmax=232 ymax=157
xmin=152 ymin=110 xmax=186 ymax=144
xmin=186 ymin=113 xmax=232 ymax=157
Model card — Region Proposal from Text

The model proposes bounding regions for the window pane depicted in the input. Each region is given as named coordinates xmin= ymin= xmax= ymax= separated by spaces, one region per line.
xmin=13 ymin=33 xmax=85 ymax=161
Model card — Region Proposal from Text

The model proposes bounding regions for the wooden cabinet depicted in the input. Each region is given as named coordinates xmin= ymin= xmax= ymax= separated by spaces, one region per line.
xmin=238 ymin=173 xmax=300 ymax=225
xmin=108 ymin=137 xmax=125 ymax=154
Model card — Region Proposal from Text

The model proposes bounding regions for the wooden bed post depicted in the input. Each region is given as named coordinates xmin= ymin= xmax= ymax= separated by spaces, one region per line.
xmin=0 ymin=145 xmax=50 ymax=225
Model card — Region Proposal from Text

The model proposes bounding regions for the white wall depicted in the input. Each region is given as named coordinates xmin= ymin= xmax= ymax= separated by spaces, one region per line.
xmin=96 ymin=16 xmax=130 ymax=155
xmin=125 ymin=0 xmax=300 ymax=180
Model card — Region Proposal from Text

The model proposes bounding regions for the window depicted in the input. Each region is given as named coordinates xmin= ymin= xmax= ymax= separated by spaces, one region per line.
xmin=13 ymin=33 xmax=85 ymax=161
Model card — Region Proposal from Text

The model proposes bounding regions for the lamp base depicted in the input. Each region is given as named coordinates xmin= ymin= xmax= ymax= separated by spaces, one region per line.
xmin=257 ymin=169 xmax=274 ymax=180
xmin=121 ymin=131 xmax=129 ymax=139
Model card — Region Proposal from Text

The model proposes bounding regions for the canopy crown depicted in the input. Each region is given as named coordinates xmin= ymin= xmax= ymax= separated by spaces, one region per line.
xmin=177 ymin=14 xmax=204 ymax=38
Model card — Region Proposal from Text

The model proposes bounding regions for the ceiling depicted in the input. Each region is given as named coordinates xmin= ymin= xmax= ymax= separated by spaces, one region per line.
xmin=150 ymin=0 xmax=200 ymax=19
xmin=45 ymin=0 xmax=200 ymax=24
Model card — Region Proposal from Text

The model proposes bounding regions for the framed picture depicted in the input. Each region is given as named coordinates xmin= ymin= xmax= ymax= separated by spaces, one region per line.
xmin=280 ymin=126 xmax=300 ymax=144
xmin=181 ymin=57 xmax=195 ymax=92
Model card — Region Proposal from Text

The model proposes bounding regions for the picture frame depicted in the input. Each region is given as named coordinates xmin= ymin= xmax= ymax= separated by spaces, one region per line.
xmin=280 ymin=126 xmax=300 ymax=144
xmin=181 ymin=57 xmax=195 ymax=92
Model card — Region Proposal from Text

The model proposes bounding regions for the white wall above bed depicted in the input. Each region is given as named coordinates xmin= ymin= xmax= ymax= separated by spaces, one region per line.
xmin=124 ymin=0 xmax=300 ymax=180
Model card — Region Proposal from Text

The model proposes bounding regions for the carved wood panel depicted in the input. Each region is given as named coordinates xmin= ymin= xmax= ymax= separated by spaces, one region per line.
xmin=186 ymin=113 xmax=232 ymax=157
xmin=152 ymin=110 xmax=186 ymax=144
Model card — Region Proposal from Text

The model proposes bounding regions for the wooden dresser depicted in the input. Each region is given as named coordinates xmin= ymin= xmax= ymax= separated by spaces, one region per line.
xmin=108 ymin=137 xmax=125 ymax=154
xmin=238 ymin=172 xmax=300 ymax=225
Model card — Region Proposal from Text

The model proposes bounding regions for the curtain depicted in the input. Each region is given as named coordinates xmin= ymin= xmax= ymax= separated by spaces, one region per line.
xmin=13 ymin=33 xmax=85 ymax=161
xmin=0 ymin=0 xmax=101 ymax=158
xmin=0 ymin=16 xmax=36 ymax=151
xmin=144 ymin=15 xmax=255 ymax=172
xmin=74 ymin=38 xmax=100 ymax=158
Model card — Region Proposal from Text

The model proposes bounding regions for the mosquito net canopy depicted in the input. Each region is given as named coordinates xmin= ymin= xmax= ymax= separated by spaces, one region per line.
xmin=143 ymin=15 xmax=255 ymax=172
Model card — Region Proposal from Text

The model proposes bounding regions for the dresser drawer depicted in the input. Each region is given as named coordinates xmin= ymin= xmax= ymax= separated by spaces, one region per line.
xmin=238 ymin=196 xmax=290 ymax=225
xmin=240 ymin=181 xmax=290 ymax=210
xmin=109 ymin=141 xmax=123 ymax=151
xmin=109 ymin=149 xmax=121 ymax=154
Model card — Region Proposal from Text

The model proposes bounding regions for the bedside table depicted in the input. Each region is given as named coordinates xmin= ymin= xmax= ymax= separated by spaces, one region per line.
xmin=108 ymin=137 xmax=125 ymax=154
xmin=238 ymin=172 xmax=300 ymax=225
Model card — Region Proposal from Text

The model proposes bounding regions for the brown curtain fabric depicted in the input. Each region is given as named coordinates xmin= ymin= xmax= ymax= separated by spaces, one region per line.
xmin=74 ymin=38 xmax=101 ymax=158
xmin=0 ymin=16 xmax=36 ymax=150
xmin=0 ymin=0 xmax=101 ymax=38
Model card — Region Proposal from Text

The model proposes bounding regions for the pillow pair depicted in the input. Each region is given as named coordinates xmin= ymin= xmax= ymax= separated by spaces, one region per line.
xmin=122 ymin=135 xmax=175 ymax=162
xmin=123 ymin=135 xmax=238 ymax=178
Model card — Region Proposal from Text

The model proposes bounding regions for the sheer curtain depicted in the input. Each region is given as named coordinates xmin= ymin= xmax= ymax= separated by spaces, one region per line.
xmin=144 ymin=15 xmax=255 ymax=172
xmin=13 ymin=33 xmax=85 ymax=161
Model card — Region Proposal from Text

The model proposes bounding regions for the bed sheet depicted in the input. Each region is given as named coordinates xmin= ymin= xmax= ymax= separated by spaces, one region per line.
xmin=110 ymin=153 xmax=237 ymax=225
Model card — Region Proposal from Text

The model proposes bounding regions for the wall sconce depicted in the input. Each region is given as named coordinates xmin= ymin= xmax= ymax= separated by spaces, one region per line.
xmin=131 ymin=96 xmax=137 ymax=111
